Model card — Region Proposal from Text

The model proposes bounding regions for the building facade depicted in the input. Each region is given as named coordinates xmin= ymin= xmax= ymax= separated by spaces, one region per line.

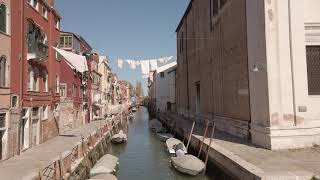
xmin=0 ymin=0 xmax=12 ymax=160
xmin=176 ymin=0 xmax=320 ymax=150
xmin=9 ymin=0 xmax=62 ymax=156
xmin=98 ymin=56 xmax=112 ymax=118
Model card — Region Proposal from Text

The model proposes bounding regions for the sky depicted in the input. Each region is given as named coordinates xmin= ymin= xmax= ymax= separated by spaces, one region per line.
xmin=56 ymin=0 xmax=189 ymax=95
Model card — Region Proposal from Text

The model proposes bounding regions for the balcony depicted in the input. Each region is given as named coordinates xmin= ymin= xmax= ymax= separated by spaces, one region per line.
xmin=27 ymin=41 xmax=49 ymax=61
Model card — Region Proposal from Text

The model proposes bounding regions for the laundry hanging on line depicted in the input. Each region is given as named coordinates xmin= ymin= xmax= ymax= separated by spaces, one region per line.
xmin=117 ymin=59 xmax=124 ymax=69
xmin=150 ymin=59 xmax=158 ymax=71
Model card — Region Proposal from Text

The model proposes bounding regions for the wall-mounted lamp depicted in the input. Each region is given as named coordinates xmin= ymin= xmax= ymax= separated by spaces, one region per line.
xmin=251 ymin=63 xmax=267 ymax=72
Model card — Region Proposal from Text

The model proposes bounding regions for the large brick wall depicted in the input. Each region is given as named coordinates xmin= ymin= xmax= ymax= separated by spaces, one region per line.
xmin=176 ymin=0 xmax=250 ymax=137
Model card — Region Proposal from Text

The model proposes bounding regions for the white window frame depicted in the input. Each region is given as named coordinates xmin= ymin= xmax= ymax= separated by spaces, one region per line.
xmin=0 ymin=3 xmax=8 ymax=34
xmin=42 ymin=6 xmax=48 ymax=19
xmin=28 ymin=0 xmax=39 ymax=11
xmin=0 ymin=112 xmax=7 ymax=160
xmin=0 ymin=56 xmax=7 ymax=87
xmin=55 ymin=74 xmax=59 ymax=94
xmin=42 ymin=106 xmax=48 ymax=120
xmin=60 ymin=83 xmax=67 ymax=98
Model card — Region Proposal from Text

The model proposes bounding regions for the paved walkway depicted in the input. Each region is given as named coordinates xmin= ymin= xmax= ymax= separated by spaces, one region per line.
xmin=160 ymin=113 xmax=320 ymax=179
xmin=0 ymin=120 xmax=109 ymax=180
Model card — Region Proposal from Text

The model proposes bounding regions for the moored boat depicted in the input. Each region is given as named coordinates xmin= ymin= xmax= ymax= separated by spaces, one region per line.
xmin=165 ymin=138 xmax=187 ymax=156
xmin=171 ymin=154 xmax=205 ymax=176
xmin=111 ymin=130 xmax=127 ymax=144
xmin=90 ymin=154 xmax=119 ymax=177
xmin=89 ymin=174 xmax=118 ymax=180
xmin=149 ymin=119 xmax=164 ymax=133
xmin=157 ymin=133 xmax=174 ymax=142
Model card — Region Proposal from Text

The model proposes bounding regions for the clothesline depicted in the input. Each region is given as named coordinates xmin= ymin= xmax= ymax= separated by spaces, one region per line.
xmin=116 ymin=56 xmax=175 ymax=78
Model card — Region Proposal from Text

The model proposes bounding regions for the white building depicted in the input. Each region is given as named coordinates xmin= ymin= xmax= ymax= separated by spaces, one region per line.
xmin=153 ymin=62 xmax=177 ymax=112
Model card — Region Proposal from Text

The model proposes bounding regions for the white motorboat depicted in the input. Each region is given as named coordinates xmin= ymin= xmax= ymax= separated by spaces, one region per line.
xmin=90 ymin=154 xmax=119 ymax=177
xmin=89 ymin=174 xmax=118 ymax=180
xmin=111 ymin=130 xmax=127 ymax=144
xmin=171 ymin=154 xmax=205 ymax=176
xmin=166 ymin=138 xmax=187 ymax=156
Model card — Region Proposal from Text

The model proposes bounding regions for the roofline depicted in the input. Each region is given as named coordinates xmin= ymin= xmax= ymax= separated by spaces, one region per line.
xmin=175 ymin=0 xmax=193 ymax=32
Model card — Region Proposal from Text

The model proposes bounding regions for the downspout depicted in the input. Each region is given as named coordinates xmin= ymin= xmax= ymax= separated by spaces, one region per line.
xmin=18 ymin=0 xmax=25 ymax=155
xmin=186 ymin=19 xmax=190 ymax=116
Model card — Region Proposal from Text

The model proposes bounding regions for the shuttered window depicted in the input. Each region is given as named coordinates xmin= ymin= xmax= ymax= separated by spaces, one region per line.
xmin=306 ymin=46 xmax=320 ymax=95
xmin=0 ymin=4 xmax=6 ymax=33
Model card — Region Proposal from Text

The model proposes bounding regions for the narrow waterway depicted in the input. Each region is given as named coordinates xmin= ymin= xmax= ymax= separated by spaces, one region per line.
xmin=107 ymin=107 xmax=213 ymax=180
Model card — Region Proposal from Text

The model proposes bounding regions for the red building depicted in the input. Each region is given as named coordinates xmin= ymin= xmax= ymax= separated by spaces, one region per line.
xmin=10 ymin=0 xmax=62 ymax=155
xmin=59 ymin=32 xmax=93 ymax=128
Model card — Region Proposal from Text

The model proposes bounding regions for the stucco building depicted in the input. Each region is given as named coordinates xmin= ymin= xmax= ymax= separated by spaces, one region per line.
xmin=0 ymin=0 xmax=12 ymax=160
xmin=176 ymin=0 xmax=320 ymax=150
xmin=98 ymin=56 xmax=112 ymax=117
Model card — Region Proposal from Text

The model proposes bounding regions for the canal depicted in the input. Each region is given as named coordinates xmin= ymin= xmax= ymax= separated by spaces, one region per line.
xmin=106 ymin=107 xmax=213 ymax=180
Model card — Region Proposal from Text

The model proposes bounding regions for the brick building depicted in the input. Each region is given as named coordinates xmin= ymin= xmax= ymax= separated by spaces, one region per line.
xmin=176 ymin=0 xmax=320 ymax=149
xmin=59 ymin=32 xmax=92 ymax=129
xmin=119 ymin=80 xmax=132 ymax=107
xmin=8 ymin=0 xmax=62 ymax=157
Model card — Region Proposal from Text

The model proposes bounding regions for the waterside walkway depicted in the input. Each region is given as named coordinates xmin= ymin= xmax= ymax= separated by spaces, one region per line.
xmin=159 ymin=112 xmax=320 ymax=180
xmin=0 ymin=119 xmax=113 ymax=180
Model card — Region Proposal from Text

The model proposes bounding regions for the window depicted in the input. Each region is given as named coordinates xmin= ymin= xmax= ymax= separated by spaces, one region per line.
xmin=43 ymin=71 xmax=48 ymax=92
xmin=160 ymin=72 xmax=164 ymax=78
xmin=55 ymin=75 xmax=59 ymax=93
xmin=28 ymin=0 xmax=39 ymax=10
xmin=210 ymin=0 xmax=228 ymax=30
xmin=42 ymin=6 xmax=48 ymax=19
xmin=11 ymin=96 xmax=18 ymax=108
xmin=0 ymin=113 xmax=5 ymax=129
xmin=54 ymin=17 xmax=60 ymax=29
xmin=0 ymin=4 xmax=7 ymax=33
xmin=0 ymin=113 xmax=6 ymax=160
xmin=42 ymin=106 xmax=48 ymax=120
xmin=72 ymin=84 xmax=77 ymax=97
xmin=60 ymin=36 xmax=73 ymax=48
xmin=0 ymin=56 xmax=6 ymax=87
xmin=27 ymin=66 xmax=39 ymax=91
xmin=60 ymin=84 xmax=66 ymax=97
xmin=33 ymin=68 xmax=39 ymax=91
xmin=306 ymin=46 xmax=320 ymax=95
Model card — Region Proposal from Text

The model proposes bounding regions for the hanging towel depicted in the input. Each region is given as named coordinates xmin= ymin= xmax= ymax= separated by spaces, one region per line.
xmin=158 ymin=56 xmax=174 ymax=64
xmin=140 ymin=60 xmax=150 ymax=75
xmin=117 ymin=59 xmax=124 ymax=69
xmin=126 ymin=60 xmax=137 ymax=69
xmin=150 ymin=59 xmax=158 ymax=71
xmin=142 ymin=74 xmax=149 ymax=79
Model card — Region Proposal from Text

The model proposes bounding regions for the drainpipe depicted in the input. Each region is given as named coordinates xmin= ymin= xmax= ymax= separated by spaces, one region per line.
xmin=17 ymin=0 xmax=26 ymax=155
xmin=185 ymin=20 xmax=190 ymax=117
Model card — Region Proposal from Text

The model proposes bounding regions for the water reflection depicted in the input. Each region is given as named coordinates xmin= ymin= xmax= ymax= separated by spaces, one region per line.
xmin=107 ymin=107 xmax=213 ymax=180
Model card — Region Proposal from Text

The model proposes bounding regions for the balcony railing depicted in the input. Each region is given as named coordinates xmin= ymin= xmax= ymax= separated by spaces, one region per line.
xmin=27 ymin=41 xmax=49 ymax=61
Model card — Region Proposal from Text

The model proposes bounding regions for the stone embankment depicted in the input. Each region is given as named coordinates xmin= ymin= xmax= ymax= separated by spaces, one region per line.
xmin=0 ymin=113 xmax=128 ymax=180
xmin=158 ymin=112 xmax=320 ymax=180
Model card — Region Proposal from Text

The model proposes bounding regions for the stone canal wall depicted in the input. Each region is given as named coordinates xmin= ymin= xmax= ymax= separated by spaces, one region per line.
xmin=26 ymin=115 xmax=128 ymax=180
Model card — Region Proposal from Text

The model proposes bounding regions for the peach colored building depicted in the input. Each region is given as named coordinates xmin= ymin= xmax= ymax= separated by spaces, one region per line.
xmin=0 ymin=0 xmax=11 ymax=160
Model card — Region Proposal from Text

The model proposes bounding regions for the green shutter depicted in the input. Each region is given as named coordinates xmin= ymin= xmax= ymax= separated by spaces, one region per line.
xmin=0 ymin=4 xmax=6 ymax=33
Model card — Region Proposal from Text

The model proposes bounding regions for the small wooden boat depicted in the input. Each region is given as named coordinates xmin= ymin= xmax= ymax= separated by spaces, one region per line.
xmin=111 ymin=130 xmax=127 ymax=144
xmin=90 ymin=154 xmax=119 ymax=177
xmin=149 ymin=119 xmax=164 ymax=133
xmin=89 ymin=174 xmax=118 ymax=180
xmin=171 ymin=154 xmax=205 ymax=176
xmin=166 ymin=138 xmax=187 ymax=156
xmin=157 ymin=133 xmax=174 ymax=142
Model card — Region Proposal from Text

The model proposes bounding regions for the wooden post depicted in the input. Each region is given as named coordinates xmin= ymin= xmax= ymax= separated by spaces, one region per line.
xmin=198 ymin=121 xmax=209 ymax=158
xmin=186 ymin=121 xmax=195 ymax=151
xmin=203 ymin=123 xmax=215 ymax=174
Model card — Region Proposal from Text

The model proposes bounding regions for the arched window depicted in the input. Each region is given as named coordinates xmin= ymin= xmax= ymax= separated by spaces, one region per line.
xmin=0 ymin=56 xmax=6 ymax=87
xmin=0 ymin=4 xmax=6 ymax=33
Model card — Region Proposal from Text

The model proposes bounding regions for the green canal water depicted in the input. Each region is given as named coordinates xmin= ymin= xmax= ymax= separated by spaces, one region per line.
xmin=107 ymin=107 xmax=214 ymax=180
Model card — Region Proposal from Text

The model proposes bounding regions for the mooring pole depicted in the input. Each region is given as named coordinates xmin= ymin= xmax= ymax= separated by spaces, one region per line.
xmin=186 ymin=121 xmax=195 ymax=151
xmin=198 ymin=121 xmax=209 ymax=158
xmin=204 ymin=123 xmax=215 ymax=174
